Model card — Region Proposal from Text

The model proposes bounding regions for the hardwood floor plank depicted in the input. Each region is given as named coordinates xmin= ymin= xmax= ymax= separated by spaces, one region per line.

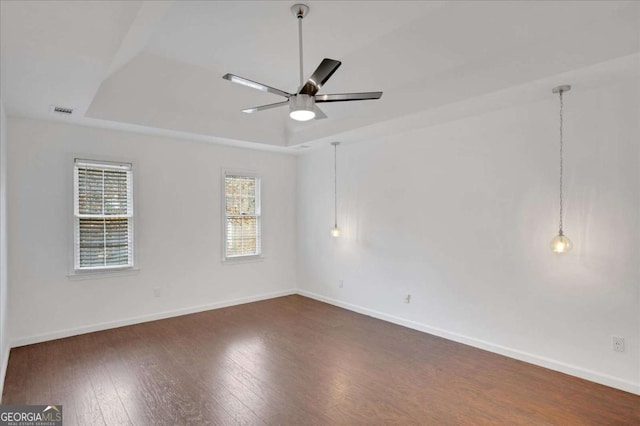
xmin=82 ymin=332 xmax=133 ymax=426
xmin=103 ymin=323 xmax=236 ymax=426
xmin=133 ymin=319 xmax=255 ymax=425
xmin=21 ymin=339 xmax=51 ymax=405
xmin=1 ymin=348 xmax=27 ymax=405
xmin=169 ymin=306 xmax=328 ymax=422
xmin=48 ymin=339 xmax=81 ymax=426
xmin=2 ymin=295 xmax=639 ymax=425
xmin=94 ymin=328 xmax=162 ymax=426
xmin=160 ymin=316 xmax=268 ymax=424
xmin=57 ymin=335 xmax=106 ymax=426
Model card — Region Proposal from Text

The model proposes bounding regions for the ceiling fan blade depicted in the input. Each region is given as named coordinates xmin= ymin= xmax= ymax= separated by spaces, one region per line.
xmin=241 ymin=100 xmax=289 ymax=113
xmin=313 ymin=105 xmax=327 ymax=120
xmin=315 ymin=92 xmax=383 ymax=103
xmin=223 ymin=74 xmax=291 ymax=98
xmin=298 ymin=58 xmax=342 ymax=96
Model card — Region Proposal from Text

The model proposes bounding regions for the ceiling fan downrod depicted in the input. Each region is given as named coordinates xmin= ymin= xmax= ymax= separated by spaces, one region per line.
xmin=291 ymin=4 xmax=309 ymax=87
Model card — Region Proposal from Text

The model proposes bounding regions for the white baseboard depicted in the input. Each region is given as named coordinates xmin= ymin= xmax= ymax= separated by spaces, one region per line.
xmin=297 ymin=289 xmax=640 ymax=396
xmin=11 ymin=289 xmax=296 ymax=348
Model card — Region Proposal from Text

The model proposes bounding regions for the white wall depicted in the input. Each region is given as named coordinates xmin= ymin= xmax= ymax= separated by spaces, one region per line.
xmin=297 ymin=79 xmax=640 ymax=394
xmin=7 ymin=118 xmax=297 ymax=345
xmin=0 ymin=100 xmax=8 ymax=399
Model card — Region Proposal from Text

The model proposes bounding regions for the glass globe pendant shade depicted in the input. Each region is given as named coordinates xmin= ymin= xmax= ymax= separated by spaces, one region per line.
xmin=551 ymin=233 xmax=572 ymax=254
xmin=330 ymin=226 xmax=340 ymax=238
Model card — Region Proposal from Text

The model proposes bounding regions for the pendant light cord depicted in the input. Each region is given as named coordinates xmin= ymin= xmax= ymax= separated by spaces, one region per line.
xmin=559 ymin=90 xmax=564 ymax=235
xmin=333 ymin=143 xmax=338 ymax=228
xmin=298 ymin=15 xmax=304 ymax=87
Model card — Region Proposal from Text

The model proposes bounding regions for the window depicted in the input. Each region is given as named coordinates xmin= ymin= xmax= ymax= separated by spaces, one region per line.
xmin=224 ymin=174 xmax=261 ymax=259
xmin=74 ymin=159 xmax=133 ymax=270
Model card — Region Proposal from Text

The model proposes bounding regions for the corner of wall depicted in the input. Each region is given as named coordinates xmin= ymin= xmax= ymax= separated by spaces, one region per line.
xmin=0 ymin=347 xmax=8 ymax=402
xmin=0 ymin=99 xmax=9 ymax=401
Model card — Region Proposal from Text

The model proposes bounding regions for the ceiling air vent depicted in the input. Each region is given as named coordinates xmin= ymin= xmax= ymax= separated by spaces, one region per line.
xmin=50 ymin=105 xmax=74 ymax=115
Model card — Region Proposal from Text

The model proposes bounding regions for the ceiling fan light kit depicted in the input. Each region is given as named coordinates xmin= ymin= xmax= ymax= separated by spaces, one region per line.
xmin=289 ymin=94 xmax=315 ymax=121
xmin=223 ymin=4 xmax=382 ymax=122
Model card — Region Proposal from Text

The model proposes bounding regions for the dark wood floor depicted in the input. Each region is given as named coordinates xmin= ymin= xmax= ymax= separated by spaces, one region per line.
xmin=2 ymin=295 xmax=639 ymax=425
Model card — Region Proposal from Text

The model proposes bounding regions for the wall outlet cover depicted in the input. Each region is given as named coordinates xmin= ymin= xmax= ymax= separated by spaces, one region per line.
xmin=612 ymin=336 xmax=625 ymax=352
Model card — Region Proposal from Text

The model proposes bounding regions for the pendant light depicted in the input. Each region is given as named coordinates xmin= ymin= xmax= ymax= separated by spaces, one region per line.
xmin=550 ymin=85 xmax=572 ymax=254
xmin=330 ymin=142 xmax=340 ymax=237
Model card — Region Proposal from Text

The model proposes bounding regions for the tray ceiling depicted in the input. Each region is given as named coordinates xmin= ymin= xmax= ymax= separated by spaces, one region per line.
xmin=1 ymin=1 xmax=638 ymax=150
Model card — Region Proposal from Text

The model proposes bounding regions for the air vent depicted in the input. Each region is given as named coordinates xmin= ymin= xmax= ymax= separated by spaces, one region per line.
xmin=50 ymin=105 xmax=74 ymax=115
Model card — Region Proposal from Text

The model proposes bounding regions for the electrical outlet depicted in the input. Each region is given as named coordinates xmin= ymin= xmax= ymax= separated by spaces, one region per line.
xmin=404 ymin=294 xmax=411 ymax=304
xmin=153 ymin=287 xmax=161 ymax=298
xmin=339 ymin=280 xmax=344 ymax=288
xmin=612 ymin=336 xmax=625 ymax=352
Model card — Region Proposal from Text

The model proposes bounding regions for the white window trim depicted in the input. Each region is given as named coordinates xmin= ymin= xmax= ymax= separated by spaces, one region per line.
xmin=69 ymin=156 xmax=138 ymax=277
xmin=67 ymin=267 xmax=140 ymax=281
xmin=221 ymin=169 xmax=263 ymax=263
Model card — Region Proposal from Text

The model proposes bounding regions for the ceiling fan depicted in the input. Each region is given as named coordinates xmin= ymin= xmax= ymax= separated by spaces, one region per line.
xmin=223 ymin=4 xmax=382 ymax=122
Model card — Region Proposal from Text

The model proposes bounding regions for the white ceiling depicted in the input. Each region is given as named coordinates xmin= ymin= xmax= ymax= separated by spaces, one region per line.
xmin=1 ymin=1 xmax=639 ymax=150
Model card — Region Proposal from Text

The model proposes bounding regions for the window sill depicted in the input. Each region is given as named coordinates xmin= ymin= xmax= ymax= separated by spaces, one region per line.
xmin=222 ymin=255 xmax=265 ymax=265
xmin=67 ymin=267 xmax=140 ymax=281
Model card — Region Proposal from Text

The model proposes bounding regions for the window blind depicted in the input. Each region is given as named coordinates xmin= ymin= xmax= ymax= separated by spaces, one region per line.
xmin=74 ymin=160 xmax=133 ymax=270
xmin=224 ymin=175 xmax=261 ymax=258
